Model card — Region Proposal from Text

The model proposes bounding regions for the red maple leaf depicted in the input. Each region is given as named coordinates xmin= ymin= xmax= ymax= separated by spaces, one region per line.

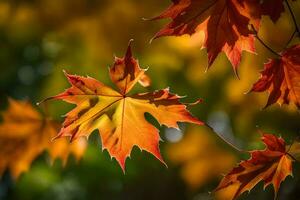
xmin=216 ymin=133 xmax=294 ymax=200
xmin=261 ymin=0 xmax=284 ymax=22
xmin=261 ymin=0 xmax=296 ymax=23
xmin=251 ymin=44 xmax=300 ymax=108
xmin=152 ymin=0 xmax=261 ymax=74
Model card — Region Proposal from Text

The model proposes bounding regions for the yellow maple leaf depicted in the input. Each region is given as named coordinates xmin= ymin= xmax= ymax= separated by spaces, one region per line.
xmin=0 ymin=98 xmax=87 ymax=179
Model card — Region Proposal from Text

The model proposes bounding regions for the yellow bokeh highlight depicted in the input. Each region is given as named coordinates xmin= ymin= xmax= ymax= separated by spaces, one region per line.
xmin=167 ymin=125 xmax=236 ymax=190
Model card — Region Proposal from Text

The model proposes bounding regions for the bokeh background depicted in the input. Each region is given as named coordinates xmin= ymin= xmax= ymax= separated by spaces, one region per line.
xmin=1 ymin=0 xmax=300 ymax=199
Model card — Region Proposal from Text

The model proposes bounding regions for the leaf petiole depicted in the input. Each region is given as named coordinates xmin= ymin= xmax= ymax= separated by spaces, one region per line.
xmin=285 ymin=0 xmax=300 ymax=34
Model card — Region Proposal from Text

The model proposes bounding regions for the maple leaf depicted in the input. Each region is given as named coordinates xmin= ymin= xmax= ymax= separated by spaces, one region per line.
xmin=47 ymin=126 xmax=87 ymax=166
xmin=215 ymin=134 xmax=294 ymax=200
xmin=250 ymin=44 xmax=300 ymax=108
xmin=261 ymin=0 xmax=284 ymax=22
xmin=152 ymin=0 xmax=261 ymax=73
xmin=46 ymin=42 xmax=203 ymax=171
xmin=261 ymin=0 xmax=296 ymax=23
xmin=0 ymin=98 xmax=87 ymax=179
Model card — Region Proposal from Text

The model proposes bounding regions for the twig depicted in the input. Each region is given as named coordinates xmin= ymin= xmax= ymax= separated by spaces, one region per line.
xmin=285 ymin=29 xmax=296 ymax=48
xmin=285 ymin=0 xmax=300 ymax=34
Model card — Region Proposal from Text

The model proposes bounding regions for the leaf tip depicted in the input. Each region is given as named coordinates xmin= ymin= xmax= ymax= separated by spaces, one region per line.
xmin=36 ymin=97 xmax=53 ymax=105
xmin=185 ymin=98 xmax=203 ymax=106
xmin=125 ymin=39 xmax=134 ymax=59
xmin=51 ymin=134 xmax=60 ymax=142
xmin=62 ymin=69 xmax=69 ymax=76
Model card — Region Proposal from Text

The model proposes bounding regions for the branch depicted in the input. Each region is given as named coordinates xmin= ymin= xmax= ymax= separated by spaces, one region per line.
xmin=285 ymin=29 xmax=296 ymax=48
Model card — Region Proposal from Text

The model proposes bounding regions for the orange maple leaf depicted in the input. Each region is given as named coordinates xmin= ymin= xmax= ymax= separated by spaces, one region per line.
xmin=215 ymin=134 xmax=294 ymax=200
xmin=251 ymin=44 xmax=300 ymax=108
xmin=0 ymin=98 xmax=87 ymax=179
xmin=45 ymin=42 xmax=203 ymax=171
xmin=152 ymin=0 xmax=260 ymax=73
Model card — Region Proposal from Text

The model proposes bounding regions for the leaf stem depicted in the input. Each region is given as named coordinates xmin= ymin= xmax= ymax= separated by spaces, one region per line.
xmin=286 ymin=140 xmax=299 ymax=162
xmin=285 ymin=29 xmax=296 ymax=48
xmin=250 ymin=24 xmax=281 ymax=57
xmin=285 ymin=0 xmax=300 ymax=34
xmin=205 ymin=123 xmax=245 ymax=153
xmin=287 ymin=152 xmax=297 ymax=162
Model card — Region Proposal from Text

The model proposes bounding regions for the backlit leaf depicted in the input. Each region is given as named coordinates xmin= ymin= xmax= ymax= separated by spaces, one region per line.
xmin=251 ymin=44 xmax=300 ymax=108
xmin=215 ymin=133 xmax=294 ymax=200
xmin=46 ymin=43 xmax=203 ymax=171
xmin=0 ymin=98 xmax=87 ymax=179
xmin=152 ymin=0 xmax=261 ymax=73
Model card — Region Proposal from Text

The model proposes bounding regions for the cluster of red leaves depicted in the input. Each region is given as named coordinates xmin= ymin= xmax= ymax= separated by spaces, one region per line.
xmin=152 ymin=0 xmax=300 ymax=199
xmin=153 ymin=0 xmax=300 ymax=108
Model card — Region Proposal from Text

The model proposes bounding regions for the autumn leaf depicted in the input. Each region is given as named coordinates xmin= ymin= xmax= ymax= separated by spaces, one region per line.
xmin=152 ymin=0 xmax=261 ymax=73
xmin=250 ymin=44 xmax=300 ymax=108
xmin=0 ymin=98 xmax=87 ymax=179
xmin=215 ymin=133 xmax=294 ymax=200
xmin=45 ymin=42 xmax=203 ymax=171
xmin=261 ymin=0 xmax=284 ymax=22
xmin=47 ymin=127 xmax=87 ymax=166
xmin=261 ymin=0 xmax=296 ymax=23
